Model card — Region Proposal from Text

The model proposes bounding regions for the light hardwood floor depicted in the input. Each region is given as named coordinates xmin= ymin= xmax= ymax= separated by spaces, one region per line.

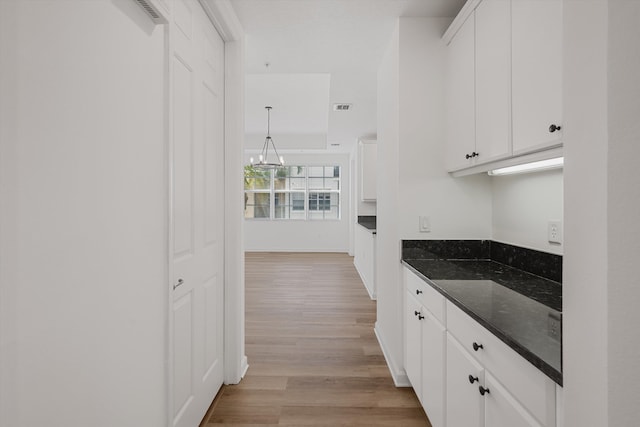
xmin=201 ymin=252 xmax=430 ymax=426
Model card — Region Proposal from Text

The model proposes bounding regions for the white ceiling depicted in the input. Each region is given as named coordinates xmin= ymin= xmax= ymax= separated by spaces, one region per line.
xmin=230 ymin=0 xmax=466 ymax=152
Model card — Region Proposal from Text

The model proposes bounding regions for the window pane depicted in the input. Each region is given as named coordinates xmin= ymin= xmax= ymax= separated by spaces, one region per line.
xmin=308 ymin=177 xmax=325 ymax=189
xmin=292 ymin=192 xmax=305 ymax=211
xmin=274 ymin=192 xmax=305 ymax=219
xmin=290 ymin=177 xmax=305 ymax=190
xmin=325 ymin=177 xmax=340 ymax=190
xmin=309 ymin=192 xmax=333 ymax=211
xmin=308 ymin=166 xmax=324 ymax=177
xmin=244 ymin=166 xmax=271 ymax=190
xmin=244 ymin=192 xmax=270 ymax=218
xmin=274 ymin=177 xmax=288 ymax=190
xmin=290 ymin=166 xmax=306 ymax=177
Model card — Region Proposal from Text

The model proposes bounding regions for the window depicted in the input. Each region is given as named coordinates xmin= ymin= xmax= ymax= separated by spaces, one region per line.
xmin=244 ymin=165 xmax=340 ymax=220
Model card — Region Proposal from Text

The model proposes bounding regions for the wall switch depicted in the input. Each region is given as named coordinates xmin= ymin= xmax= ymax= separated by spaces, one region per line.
xmin=419 ymin=216 xmax=430 ymax=233
xmin=548 ymin=220 xmax=562 ymax=244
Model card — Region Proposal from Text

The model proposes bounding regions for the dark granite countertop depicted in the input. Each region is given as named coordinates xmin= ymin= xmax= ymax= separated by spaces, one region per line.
xmin=357 ymin=215 xmax=376 ymax=233
xmin=402 ymin=240 xmax=562 ymax=385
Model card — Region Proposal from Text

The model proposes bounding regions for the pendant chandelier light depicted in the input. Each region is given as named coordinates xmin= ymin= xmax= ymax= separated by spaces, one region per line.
xmin=250 ymin=106 xmax=284 ymax=169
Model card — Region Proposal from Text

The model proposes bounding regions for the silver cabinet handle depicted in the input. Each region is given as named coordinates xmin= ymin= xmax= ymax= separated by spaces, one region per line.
xmin=173 ymin=278 xmax=184 ymax=290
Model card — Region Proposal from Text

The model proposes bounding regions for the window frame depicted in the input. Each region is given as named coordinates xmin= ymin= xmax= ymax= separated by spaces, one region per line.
xmin=244 ymin=164 xmax=341 ymax=221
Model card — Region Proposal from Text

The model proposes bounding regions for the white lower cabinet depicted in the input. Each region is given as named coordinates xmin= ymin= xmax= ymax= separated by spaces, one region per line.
xmin=405 ymin=292 xmax=424 ymax=399
xmin=446 ymin=333 xmax=484 ymax=427
xmin=405 ymin=290 xmax=446 ymax=427
xmin=405 ymin=268 xmax=446 ymax=427
xmin=421 ymin=310 xmax=446 ymax=427
xmin=485 ymin=372 xmax=542 ymax=427
xmin=403 ymin=266 xmax=558 ymax=427
xmin=354 ymin=225 xmax=376 ymax=299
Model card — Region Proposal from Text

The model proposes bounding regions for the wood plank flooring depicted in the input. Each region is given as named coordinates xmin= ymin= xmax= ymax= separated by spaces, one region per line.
xmin=200 ymin=252 xmax=430 ymax=426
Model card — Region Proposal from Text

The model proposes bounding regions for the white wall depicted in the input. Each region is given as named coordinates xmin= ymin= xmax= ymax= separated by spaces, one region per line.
xmin=0 ymin=1 xmax=166 ymax=425
xmin=562 ymin=1 xmax=609 ymax=425
xmin=606 ymin=0 xmax=640 ymax=424
xmin=491 ymin=170 xmax=564 ymax=255
xmin=375 ymin=17 xmax=492 ymax=385
xmin=397 ymin=19 xmax=492 ymax=241
xmin=244 ymin=152 xmax=351 ymax=252
xmin=376 ymin=18 xmax=402 ymax=382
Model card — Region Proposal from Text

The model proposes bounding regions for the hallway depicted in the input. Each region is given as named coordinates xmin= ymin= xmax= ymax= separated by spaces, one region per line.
xmin=201 ymin=252 xmax=430 ymax=426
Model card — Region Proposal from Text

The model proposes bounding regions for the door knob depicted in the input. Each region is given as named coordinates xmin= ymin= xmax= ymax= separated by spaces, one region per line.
xmin=472 ymin=342 xmax=483 ymax=351
xmin=173 ymin=278 xmax=184 ymax=290
xmin=479 ymin=386 xmax=490 ymax=396
xmin=549 ymin=124 xmax=562 ymax=133
xmin=468 ymin=375 xmax=479 ymax=384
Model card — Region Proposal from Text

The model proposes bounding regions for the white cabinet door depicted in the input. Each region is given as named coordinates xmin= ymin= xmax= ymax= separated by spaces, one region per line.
xmin=445 ymin=12 xmax=476 ymax=171
xmin=512 ymin=0 xmax=563 ymax=155
xmin=354 ymin=226 xmax=375 ymax=299
xmin=484 ymin=373 xmax=543 ymax=427
xmin=405 ymin=292 xmax=423 ymax=401
xmin=446 ymin=333 xmax=484 ymax=427
xmin=475 ymin=0 xmax=511 ymax=164
xmin=359 ymin=141 xmax=377 ymax=201
xmin=170 ymin=1 xmax=225 ymax=426
xmin=421 ymin=310 xmax=446 ymax=427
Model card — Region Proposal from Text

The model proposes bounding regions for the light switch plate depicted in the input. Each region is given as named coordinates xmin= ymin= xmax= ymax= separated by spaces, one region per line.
xmin=419 ymin=216 xmax=430 ymax=233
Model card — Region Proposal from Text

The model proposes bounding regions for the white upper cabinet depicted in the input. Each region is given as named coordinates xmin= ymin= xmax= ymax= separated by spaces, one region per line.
xmin=444 ymin=0 xmax=563 ymax=173
xmin=445 ymin=12 xmax=476 ymax=171
xmin=359 ymin=140 xmax=377 ymax=202
xmin=511 ymin=0 xmax=563 ymax=155
xmin=475 ymin=0 xmax=511 ymax=164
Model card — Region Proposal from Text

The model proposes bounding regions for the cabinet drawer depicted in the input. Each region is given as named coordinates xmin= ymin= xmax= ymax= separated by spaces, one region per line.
xmin=405 ymin=267 xmax=445 ymax=323
xmin=446 ymin=301 xmax=487 ymax=363
xmin=446 ymin=301 xmax=556 ymax=426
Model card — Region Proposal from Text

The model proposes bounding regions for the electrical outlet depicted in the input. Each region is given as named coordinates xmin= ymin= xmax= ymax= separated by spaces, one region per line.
xmin=419 ymin=216 xmax=430 ymax=233
xmin=547 ymin=312 xmax=561 ymax=342
xmin=548 ymin=220 xmax=562 ymax=244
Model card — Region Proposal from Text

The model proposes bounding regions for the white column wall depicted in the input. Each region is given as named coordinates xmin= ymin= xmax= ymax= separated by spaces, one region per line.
xmin=375 ymin=19 xmax=402 ymax=383
xmin=562 ymin=1 xmax=609 ymax=425
xmin=606 ymin=0 xmax=640 ymax=425
xmin=0 ymin=1 xmax=166 ymax=425
xmin=375 ymin=17 xmax=492 ymax=385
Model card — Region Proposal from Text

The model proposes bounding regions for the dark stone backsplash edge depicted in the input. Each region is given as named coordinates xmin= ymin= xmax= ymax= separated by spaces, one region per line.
xmin=357 ymin=216 xmax=377 ymax=232
xmin=402 ymin=240 xmax=562 ymax=283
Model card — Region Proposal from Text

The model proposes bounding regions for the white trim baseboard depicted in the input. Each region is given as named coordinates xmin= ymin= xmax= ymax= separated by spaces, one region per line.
xmin=240 ymin=356 xmax=249 ymax=379
xmin=374 ymin=323 xmax=410 ymax=387
xmin=354 ymin=260 xmax=376 ymax=300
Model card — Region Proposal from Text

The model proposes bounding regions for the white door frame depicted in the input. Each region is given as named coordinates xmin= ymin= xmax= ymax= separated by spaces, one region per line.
xmin=163 ymin=2 xmax=245 ymax=425
xmin=198 ymin=0 xmax=248 ymax=385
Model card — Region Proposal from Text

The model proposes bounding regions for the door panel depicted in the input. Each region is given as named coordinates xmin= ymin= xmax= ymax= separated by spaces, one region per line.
xmin=446 ymin=333 xmax=484 ymax=427
xmin=203 ymin=83 xmax=221 ymax=246
xmin=485 ymin=373 xmax=543 ymax=427
xmin=171 ymin=1 xmax=225 ymax=426
xmin=172 ymin=55 xmax=194 ymax=258
xmin=173 ymin=292 xmax=194 ymax=417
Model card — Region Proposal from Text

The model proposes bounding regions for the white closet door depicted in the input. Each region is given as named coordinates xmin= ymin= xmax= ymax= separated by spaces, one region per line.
xmin=170 ymin=0 xmax=225 ymax=426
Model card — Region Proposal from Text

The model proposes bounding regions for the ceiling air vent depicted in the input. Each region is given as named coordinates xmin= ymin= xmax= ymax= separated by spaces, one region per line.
xmin=333 ymin=103 xmax=352 ymax=111
xmin=133 ymin=0 xmax=168 ymax=24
